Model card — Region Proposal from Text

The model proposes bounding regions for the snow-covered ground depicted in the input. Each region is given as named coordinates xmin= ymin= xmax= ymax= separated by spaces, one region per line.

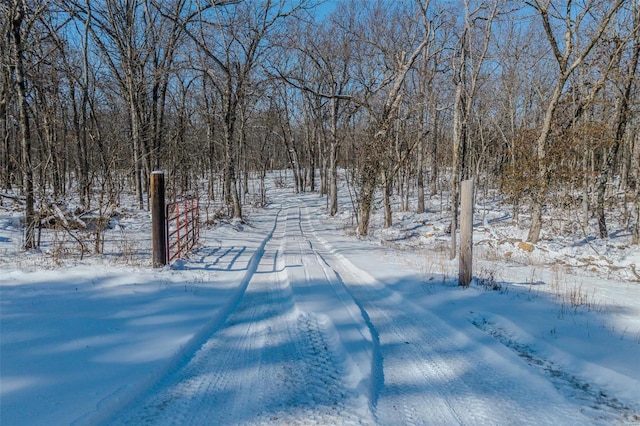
xmin=1 ymin=175 xmax=639 ymax=425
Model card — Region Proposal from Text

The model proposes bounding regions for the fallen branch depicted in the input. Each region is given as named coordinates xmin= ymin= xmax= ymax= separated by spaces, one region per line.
xmin=0 ymin=192 xmax=26 ymax=202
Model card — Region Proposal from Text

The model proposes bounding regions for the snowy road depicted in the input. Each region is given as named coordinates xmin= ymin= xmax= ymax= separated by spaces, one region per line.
xmin=105 ymin=197 xmax=590 ymax=425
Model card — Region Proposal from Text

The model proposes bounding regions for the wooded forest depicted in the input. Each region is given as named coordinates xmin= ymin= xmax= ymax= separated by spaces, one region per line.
xmin=2 ymin=0 xmax=639 ymax=253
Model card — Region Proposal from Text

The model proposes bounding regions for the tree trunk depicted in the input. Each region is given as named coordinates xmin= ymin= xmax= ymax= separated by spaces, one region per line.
xmin=416 ymin=127 xmax=425 ymax=212
xmin=319 ymin=133 xmax=327 ymax=196
xmin=11 ymin=4 xmax=36 ymax=249
xmin=429 ymin=117 xmax=438 ymax=196
xmin=329 ymin=97 xmax=339 ymax=215
xmin=225 ymin=129 xmax=242 ymax=219
xmin=308 ymin=126 xmax=316 ymax=192
xmin=329 ymin=141 xmax=338 ymax=216
xmin=69 ymin=82 xmax=89 ymax=207
xmin=527 ymin=81 xmax=564 ymax=243
xmin=357 ymin=136 xmax=380 ymax=236
xmin=320 ymin=151 xmax=327 ymax=196
xmin=207 ymin=119 xmax=216 ymax=200
xmin=417 ymin=161 xmax=424 ymax=212
xmin=357 ymin=172 xmax=376 ymax=236
xmin=596 ymin=147 xmax=613 ymax=238
xmin=633 ymin=196 xmax=640 ymax=245
xmin=581 ymin=145 xmax=590 ymax=228
xmin=78 ymin=8 xmax=91 ymax=207
xmin=127 ymin=81 xmax=144 ymax=210
xmin=595 ymin=19 xmax=639 ymax=238
xmin=0 ymin=84 xmax=8 ymax=190
xmin=450 ymin=79 xmax=463 ymax=259
xmin=383 ymin=169 xmax=392 ymax=228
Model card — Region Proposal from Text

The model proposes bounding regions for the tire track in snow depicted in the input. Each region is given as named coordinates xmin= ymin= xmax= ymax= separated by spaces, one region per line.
xmin=295 ymin=207 xmax=383 ymax=416
xmin=111 ymin=266 xmax=284 ymax=425
xmin=254 ymin=312 xmax=366 ymax=425
xmin=92 ymin=206 xmax=284 ymax=426
xmin=263 ymin=206 xmax=375 ymax=424
xmin=300 ymin=204 xmax=590 ymax=425
xmin=107 ymin=204 xmax=376 ymax=425
xmin=470 ymin=313 xmax=640 ymax=424
xmin=115 ymin=267 xmax=286 ymax=425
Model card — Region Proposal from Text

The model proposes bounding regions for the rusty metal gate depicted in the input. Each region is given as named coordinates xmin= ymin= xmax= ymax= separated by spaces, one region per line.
xmin=166 ymin=198 xmax=200 ymax=263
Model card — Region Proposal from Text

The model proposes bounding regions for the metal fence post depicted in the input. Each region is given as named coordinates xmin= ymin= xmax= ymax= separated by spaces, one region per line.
xmin=151 ymin=171 xmax=167 ymax=267
xmin=459 ymin=179 xmax=473 ymax=286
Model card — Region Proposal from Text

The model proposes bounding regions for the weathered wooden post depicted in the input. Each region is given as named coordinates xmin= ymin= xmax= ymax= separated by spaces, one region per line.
xmin=459 ymin=179 xmax=473 ymax=286
xmin=151 ymin=171 xmax=167 ymax=267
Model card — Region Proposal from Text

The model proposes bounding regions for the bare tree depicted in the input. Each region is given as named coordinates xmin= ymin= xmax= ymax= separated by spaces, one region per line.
xmin=0 ymin=10 xmax=13 ymax=192
xmin=75 ymin=0 xmax=152 ymax=209
xmin=352 ymin=0 xmax=432 ymax=236
xmin=449 ymin=0 xmax=501 ymax=259
xmin=275 ymin=7 xmax=357 ymax=215
xmin=594 ymin=2 xmax=640 ymax=238
xmin=526 ymin=0 xmax=625 ymax=244
xmin=66 ymin=0 xmax=189 ymax=210
xmin=415 ymin=36 xmax=443 ymax=213
xmin=178 ymin=0 xmax=311 ymax=219
xmin=5 ymin=0 xmax=51 ymax=249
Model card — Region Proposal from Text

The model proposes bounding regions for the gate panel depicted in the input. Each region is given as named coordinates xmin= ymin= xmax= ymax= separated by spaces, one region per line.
xmin=166 ymin=198 xmax=200 ymax=263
